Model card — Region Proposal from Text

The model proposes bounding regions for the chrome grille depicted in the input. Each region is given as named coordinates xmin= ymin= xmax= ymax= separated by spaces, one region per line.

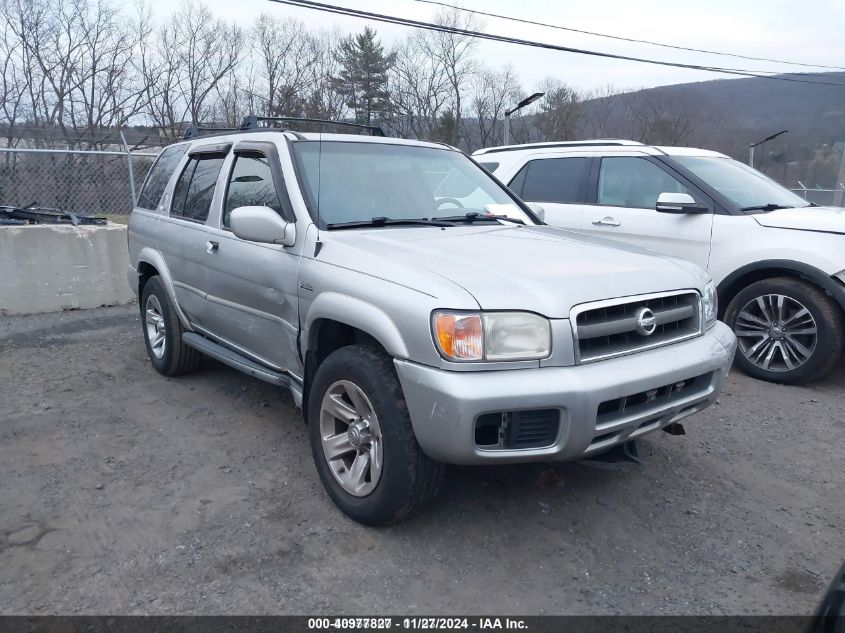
xmin=572 ymin=291 xmax=702 ymax=363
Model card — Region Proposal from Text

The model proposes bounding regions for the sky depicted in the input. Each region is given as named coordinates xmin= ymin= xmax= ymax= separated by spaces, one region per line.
xmin=145 ymin=0 xmax=845 ymax=94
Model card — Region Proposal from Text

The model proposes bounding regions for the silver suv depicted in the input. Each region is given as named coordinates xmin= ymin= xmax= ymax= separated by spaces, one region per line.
xmin=128 ymin=118 xmax=736 ymax=524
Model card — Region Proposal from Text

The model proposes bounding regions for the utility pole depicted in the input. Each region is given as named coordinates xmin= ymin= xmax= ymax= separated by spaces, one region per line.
xmin=749 ymin=130 xmax=788 ymax=169
xmin=504 ymin=92 xmax=544 ymax=145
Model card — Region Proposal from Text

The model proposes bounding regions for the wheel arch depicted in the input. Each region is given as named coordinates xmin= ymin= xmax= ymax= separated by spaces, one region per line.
xmin=717 ymin=260 xmax=845 ymax=319
xmin=301 ymin=293 xmax=410 ymax=423
xmin=135 ymin=248 xmax=191 ymax=329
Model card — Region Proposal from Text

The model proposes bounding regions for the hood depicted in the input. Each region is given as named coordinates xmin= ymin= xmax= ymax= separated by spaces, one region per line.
xmin=323 ymin=225 xmax=704 ymax=318
xmin=753 ymin=206 xmax=845 ymax=235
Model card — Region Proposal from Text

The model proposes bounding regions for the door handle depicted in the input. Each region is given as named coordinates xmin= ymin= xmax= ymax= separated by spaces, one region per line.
xmin=592 ymin=216 xmax=621 ymax=227
xmin=206 ymin=240 xmax=219 ymax=254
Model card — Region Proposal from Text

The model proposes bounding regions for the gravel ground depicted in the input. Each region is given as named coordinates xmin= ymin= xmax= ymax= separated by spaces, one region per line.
xmin=1 ymin=305 xmax=843 ymax=615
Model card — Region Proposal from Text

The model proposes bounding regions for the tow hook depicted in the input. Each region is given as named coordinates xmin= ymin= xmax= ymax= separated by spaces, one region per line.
xmin=663 ymin=422 xmax=686 ymax=435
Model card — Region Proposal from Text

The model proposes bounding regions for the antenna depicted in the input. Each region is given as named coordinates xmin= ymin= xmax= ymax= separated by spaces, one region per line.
xmin=314 ymin=132 xmax=323 ymax=256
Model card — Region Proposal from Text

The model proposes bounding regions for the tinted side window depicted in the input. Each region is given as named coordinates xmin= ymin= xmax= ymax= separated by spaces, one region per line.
xmin=520 ymin=158 xmax=590 ymax=204
xmin=598 ymin=157 xmax=690 ymax=209
xmin=170 ymin=156 xmax=225 ymax=223
xmin=223 ymin=153 xmax=282 ymax=227
xmin=137 ymin=145 xmax=187 ymax=210
xmin=508 ymin=164 xmax=528 ymax=196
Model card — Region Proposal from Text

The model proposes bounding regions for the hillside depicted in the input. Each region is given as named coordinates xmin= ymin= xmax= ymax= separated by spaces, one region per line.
xmin=577 ymin=72 xmax=845 ymax=187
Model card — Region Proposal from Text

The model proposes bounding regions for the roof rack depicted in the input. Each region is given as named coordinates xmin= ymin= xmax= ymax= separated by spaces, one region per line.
xmin=183 ymin=125 xmax=240 ymax=140
xmin=181 ymin=116 xmax=388 ymax=141
xmin=474 ymin=139 xmax=644 ymax=155
xmin=241 ymin=115 xmax=386 ymax=137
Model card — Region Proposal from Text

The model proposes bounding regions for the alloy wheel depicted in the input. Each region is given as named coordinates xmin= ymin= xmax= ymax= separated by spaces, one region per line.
xmin=319 ymin=380 xmax=383 ymax=497
xmin=145 ymin=295 xmax=167 ymax=360
xmin=734 ymin=294 xmax=818 ymax=372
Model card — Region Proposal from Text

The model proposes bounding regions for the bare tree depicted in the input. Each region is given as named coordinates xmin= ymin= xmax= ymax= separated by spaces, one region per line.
xmin=252 ymin=14 xmax=321 ymax=118
xmin=415 ymin=8 xmax=482 ymax=147
xmin=0 ymin=4 xmax=30 ymax=147
xmin=468 ymin=66 xmax=522 ymax=149
xmin=583 ymin=83 xmax=624 ymax=138
xmin=173 ymin=1 xmax=241 ymax=125
xmin=299 ymin=29 xmax=347 ymax=121
xmin=389 ymin=32 xmax=451 ymax=139
xmin=535 ymin=78 xmax=582 ymax=142
xmin=70 ymin=1 xmax=151 ymax=142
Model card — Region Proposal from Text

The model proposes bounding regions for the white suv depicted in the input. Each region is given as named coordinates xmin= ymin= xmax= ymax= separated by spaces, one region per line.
xmin=474 ymin=140 xmax=845 ymax=384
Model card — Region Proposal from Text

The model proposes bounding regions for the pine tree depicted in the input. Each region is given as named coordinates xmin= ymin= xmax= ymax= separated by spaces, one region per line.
xmin=332 ymin=27 xmax=396 ymax=125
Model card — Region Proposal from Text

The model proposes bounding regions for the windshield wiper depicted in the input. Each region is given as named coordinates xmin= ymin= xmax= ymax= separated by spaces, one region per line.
xmin=433 ymin=211 xmax=525 ymax=225
xmin=738 ymin=203 xmax=793 ymax=212
xmin=326 ymin=216 xmax=453 ymax=230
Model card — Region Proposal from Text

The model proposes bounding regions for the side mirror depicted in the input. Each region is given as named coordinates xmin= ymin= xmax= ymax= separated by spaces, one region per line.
xmin=527 ymin=202 xmax=546 ymax=222
xmin=656 ymin=192 xmax=708 ymax=214
xmin=229 ymin=206 xmax=296 ymax=246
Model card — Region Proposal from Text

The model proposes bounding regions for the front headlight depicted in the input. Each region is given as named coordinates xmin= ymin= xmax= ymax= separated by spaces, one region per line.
xmin=703 ymin=280 xmax=718 ymax=327
xmin=432 ymin=310 xmax=551 ymax=362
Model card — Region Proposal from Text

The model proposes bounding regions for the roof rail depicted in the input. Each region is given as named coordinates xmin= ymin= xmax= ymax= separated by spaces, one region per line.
xmin=183 ymin=125 xmax=240 ymax=140
xmin=241 ymin=115 xmax=387 ymax=137
xmin=474 ymin=139 xmax=644 ymax=155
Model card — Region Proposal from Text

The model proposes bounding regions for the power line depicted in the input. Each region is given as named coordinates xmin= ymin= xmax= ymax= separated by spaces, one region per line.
xmin=414 ymin=0 xmax=845 ymax=72
xmin=267 ymin=0 xmax=845 ymax=87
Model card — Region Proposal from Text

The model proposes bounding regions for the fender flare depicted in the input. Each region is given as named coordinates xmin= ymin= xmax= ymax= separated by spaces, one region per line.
xmin=717 ymin=259 xmax=845 ymax=314
xmin=303 ymin=292 xmax=409 ymax=359
xmin=136 ymin=247 xmax=192 ymax=329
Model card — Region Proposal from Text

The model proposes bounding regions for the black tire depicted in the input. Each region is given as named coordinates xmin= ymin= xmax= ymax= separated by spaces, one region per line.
xmin=724 ymin=276 xmax=844 ymax=384
xmin=140 ymin=275 xmax=201 ymax=377
xmin=307 ymin=345 xmax=444 ymax=525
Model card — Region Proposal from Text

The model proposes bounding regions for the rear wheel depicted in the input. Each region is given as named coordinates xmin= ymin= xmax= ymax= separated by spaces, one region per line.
xmin=725 ymin=277 xmax=843 ymax=384
xmin=307 ymin=345 xmax=443 ymax=525
xmin=140 ymin=276 xmax=201 ymax=376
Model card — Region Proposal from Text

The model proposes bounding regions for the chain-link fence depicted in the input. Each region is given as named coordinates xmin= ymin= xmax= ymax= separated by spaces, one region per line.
xmin=2 ymin=146 xmax=843 ymax=222
xmin=0 ymin=147 xmax=160 ymax=221
xmin=789 ymin=184 xmax=845 ymax=207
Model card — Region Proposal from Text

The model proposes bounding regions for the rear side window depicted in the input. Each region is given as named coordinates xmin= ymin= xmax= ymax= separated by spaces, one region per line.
xmin=137 ymin=144 xmax=188 ymax=210
xmin=509 ymin=158 xmax=590 ymax=204
xmin=223 ymin=152 xmax=283 ymax=227
xmin=170 ymin=156 xmax=225 ymax=223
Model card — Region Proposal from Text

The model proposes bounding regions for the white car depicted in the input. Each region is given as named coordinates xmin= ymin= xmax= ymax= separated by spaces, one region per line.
xmin=474 ymin=140 xmax=845 ymax=384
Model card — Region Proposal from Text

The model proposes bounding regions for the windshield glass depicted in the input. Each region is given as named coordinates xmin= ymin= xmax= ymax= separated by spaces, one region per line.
xmin=672 ymin=155 xmax=809 ymax=210
xmin=291 ymin=140 xmax=532 ymax=227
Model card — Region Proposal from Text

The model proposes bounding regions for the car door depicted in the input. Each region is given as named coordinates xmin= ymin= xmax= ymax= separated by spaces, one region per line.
xmin=506 ymin=155 xmax=592 ymax=233
xmin=581 ymin=155 xmax=714 ymax=269
xmin=158 ymin=143 xmax=229 ymax=329
xmin=199 ymin=141 xmax=301 ymax=373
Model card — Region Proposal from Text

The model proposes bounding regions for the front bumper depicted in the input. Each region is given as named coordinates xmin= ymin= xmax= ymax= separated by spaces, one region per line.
xmin=395 ymin=321 xmax=737 ymax=465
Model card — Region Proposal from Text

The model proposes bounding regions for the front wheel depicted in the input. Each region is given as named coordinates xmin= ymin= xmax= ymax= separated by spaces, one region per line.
xmin=724 ymin=277 xmax=843 ymax=384
xmin=307 ymin=345 xmax=443 ymax=525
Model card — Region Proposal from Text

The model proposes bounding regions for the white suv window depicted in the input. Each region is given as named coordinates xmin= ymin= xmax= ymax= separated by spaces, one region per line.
xmin=598 ymin=157 xmax=690 ymax=209
xmin=510 ymin=158 xmax=590 ymax=204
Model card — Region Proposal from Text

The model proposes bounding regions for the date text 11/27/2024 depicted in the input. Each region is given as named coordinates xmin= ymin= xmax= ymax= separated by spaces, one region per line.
xmin=307 ymin=618 xmax=528 ymax=630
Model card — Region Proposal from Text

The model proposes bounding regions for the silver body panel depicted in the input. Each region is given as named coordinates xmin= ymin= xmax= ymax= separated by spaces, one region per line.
xmin=128 ymin=131 xmax=736 ymax=466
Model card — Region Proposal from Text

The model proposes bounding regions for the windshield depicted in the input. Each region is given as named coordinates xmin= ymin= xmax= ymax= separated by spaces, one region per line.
xmin=672 ymin=155 xmax=809 ymax=211
xmin=291 ymin=140 xmax=533 ymax=228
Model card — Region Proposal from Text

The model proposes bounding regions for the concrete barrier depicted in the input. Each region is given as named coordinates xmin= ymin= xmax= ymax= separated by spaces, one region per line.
xmin=0 ymin=223 xmax=134 ymax=315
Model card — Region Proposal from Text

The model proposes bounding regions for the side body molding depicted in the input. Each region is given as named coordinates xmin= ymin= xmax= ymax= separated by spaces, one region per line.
xmin=303 ymin=292 xmax=410 ymax=359
xmin=135 ymin=246 xmax=192 ymax=329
